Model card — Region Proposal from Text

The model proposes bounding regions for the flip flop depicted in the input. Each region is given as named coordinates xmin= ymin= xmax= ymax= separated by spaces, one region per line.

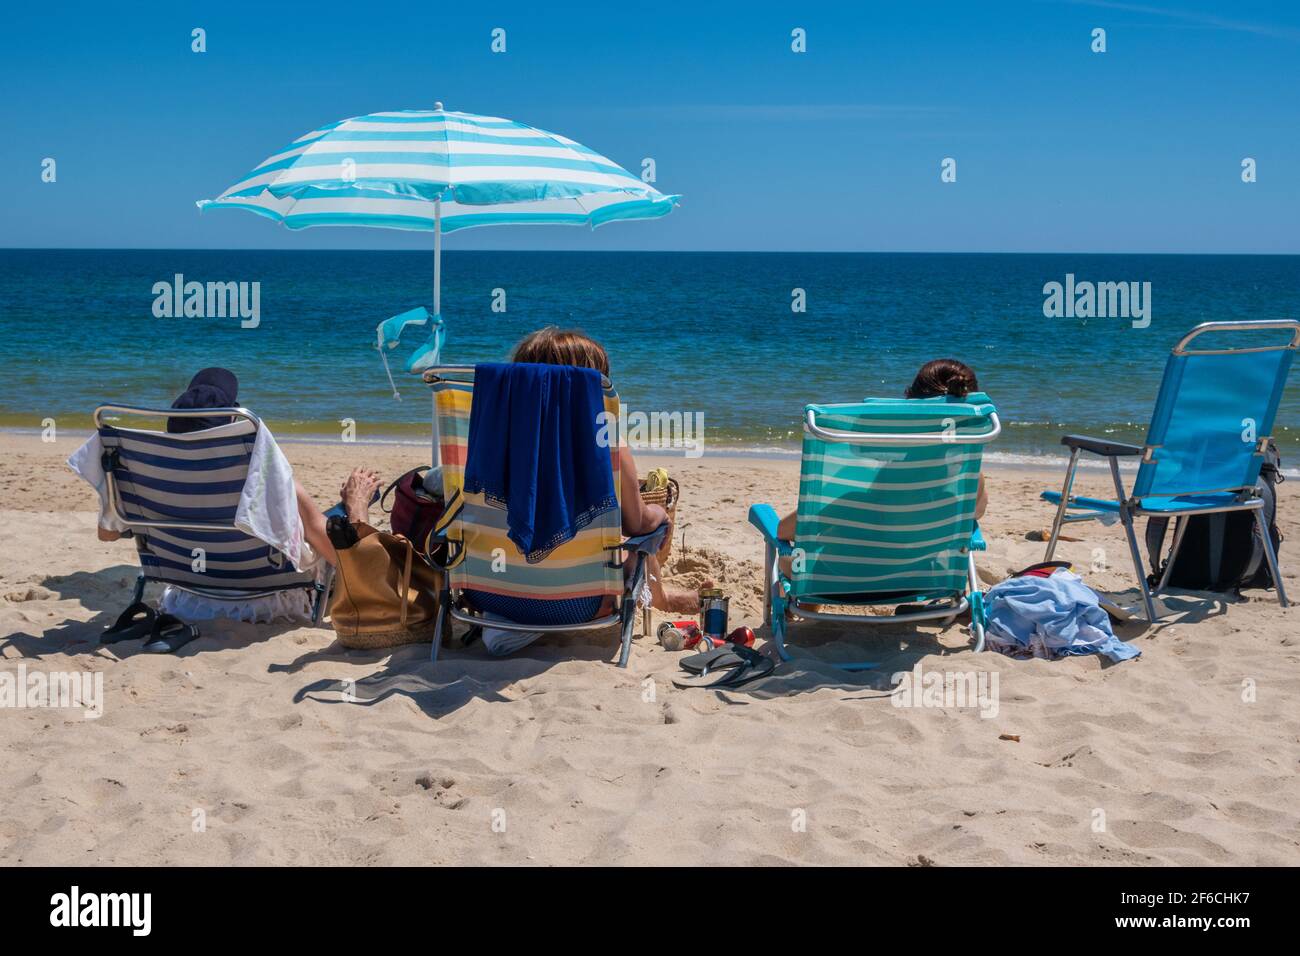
xmin=101 ymin=602 xmax=156 ymax=645
xmin=142 ymin=614 xmax=199 ymax=654
xmin=673 ymin=645 xmax=775 ymax=689
xmin=679 ymin=644 xmax=745 ymax=675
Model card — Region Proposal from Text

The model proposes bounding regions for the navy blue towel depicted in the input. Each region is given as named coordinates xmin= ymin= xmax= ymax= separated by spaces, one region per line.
xmin=462 ymin=363 xmax=618 ymax=564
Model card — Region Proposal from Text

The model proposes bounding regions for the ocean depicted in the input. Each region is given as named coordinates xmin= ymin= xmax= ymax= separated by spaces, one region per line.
xmin=2 ymin=249 xmax=1298 ymax=463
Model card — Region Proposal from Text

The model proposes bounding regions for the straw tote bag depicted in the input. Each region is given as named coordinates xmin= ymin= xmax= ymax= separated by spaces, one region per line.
xmin=329 ymin=522 xmax=442 ymax=649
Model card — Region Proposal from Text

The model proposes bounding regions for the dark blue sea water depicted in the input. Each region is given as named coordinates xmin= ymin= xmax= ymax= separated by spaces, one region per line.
xmin=2 ymin=249 xmax=1298 ymax=460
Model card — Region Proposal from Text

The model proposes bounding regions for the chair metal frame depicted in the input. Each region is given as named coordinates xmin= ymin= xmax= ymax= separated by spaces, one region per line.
xmin=752 ymin=403 xmax=1001 ymax=670
xmin=94 ymin=404 xmax=333 ymax=624
xmin=422 ymin=366 xmax=666 ymax=667
xmin=1041 ymin=320 xmax=1297 ymax=621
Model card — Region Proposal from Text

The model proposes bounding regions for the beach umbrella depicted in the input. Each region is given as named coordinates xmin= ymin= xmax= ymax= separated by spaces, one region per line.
xmin=197 ymin=103 xmax=680 ymax=381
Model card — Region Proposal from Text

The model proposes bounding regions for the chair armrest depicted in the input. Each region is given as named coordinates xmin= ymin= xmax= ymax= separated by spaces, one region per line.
xmin=1060 ymin=434 xmax=1143 ymax=457
xmin=748 ymin=504 xmax=793 ymax=555
xmin=970 ymin=523 xmax=987 ymax=551
xmin=622 ymin=522 xmax=669 ymax=555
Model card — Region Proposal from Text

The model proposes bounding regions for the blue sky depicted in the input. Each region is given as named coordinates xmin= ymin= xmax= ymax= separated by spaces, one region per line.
xmin=3 ymin=0 xmax=1297 ymax=252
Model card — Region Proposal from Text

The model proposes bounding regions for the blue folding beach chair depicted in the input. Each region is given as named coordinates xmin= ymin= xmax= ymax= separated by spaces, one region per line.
xmin=94 ymin=405 xmax=331 ymax=623
xmin=1040 ymin=320 xmax=1297 ymax=621
xmin=748 ymin=393 xmax=1001 ymax=669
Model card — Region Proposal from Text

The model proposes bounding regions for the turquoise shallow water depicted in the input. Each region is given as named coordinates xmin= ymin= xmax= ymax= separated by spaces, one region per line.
xmin=2 ymin=249 xmax=1298 ymax=460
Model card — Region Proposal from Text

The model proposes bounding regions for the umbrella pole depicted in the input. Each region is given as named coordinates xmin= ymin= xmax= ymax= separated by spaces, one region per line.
xmin=430 ymin=197 xmax=442 ymax=468
xmin=433 ymin=197 xmax=441 ymax=315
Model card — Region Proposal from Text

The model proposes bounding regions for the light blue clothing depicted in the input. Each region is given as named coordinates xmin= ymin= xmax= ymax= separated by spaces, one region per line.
xmin=478 ymin=613 xmax=544 ymax=657
xmin=985 ymin=570 xmax=1140 ymax=663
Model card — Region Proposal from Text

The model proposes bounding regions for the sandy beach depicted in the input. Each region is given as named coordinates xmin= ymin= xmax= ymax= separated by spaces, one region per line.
xmin=1 ymin=430 xmax=1297 ymax=867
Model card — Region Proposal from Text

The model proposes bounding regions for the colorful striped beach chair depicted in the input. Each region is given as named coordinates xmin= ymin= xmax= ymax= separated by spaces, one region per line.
xmin=1041 ymin=320 xmax=1297 ymax=621
xmin=94 ymin=405 xmax=331 ymax=623
xmin=423 ymin=366 xmax=666 ymax=667
xmin=748 ymin=393 xmax=1001 ymax=669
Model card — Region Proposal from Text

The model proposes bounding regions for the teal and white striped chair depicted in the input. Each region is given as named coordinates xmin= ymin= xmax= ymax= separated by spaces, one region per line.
xmin=748 ymin=394 xmax=1000 ymax=669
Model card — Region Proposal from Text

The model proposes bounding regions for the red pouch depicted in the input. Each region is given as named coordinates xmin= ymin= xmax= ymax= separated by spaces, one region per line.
xmin=1011 ymin=561 xmax=1072 ymax=579
xmin=381 ymin=467 xmax=445 ymax=552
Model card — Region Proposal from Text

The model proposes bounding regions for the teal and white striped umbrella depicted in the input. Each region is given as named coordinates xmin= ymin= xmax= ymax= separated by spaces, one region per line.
xmin=197 ymin=105 xmax=678 ymax=233
xmin=197 ymin=104 xmax=680 ymax=378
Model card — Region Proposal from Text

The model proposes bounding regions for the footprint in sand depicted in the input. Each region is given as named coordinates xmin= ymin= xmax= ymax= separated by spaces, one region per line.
xmin=4 ymin=586 xmax=54 ymax=602
xmin=415 ymin=774 xmax=466 ymax=809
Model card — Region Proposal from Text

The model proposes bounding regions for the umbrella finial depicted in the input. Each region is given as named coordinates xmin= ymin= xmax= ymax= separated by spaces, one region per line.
xmin=434 ymin=101 xmax=444 ymax=111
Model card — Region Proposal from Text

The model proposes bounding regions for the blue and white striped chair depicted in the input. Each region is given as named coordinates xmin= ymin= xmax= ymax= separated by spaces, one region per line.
xmin=94 ymin=405 xmax=330 ymax=623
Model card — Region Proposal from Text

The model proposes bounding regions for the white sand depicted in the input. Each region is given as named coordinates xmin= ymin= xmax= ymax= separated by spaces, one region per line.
xmin=2 ymin=434 xmax=1298 ymax=865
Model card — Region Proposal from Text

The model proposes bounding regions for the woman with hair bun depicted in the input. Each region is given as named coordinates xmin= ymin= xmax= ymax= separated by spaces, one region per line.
xmin=775 ymin=358 xmax=989 ymax=548
xmin=904 ymin=358 xmax=981 ymax=401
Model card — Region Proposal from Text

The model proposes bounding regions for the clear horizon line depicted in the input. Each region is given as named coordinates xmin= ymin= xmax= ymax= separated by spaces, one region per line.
xmin=2 ymin=246 xmax=1299 ymax=257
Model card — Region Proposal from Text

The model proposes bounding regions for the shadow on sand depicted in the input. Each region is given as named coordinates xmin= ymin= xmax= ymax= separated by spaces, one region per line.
xmin=711 ymin=617 xmax=962 ymax=702
xmin=6 ymin=568 xmax=1243 ymax=717
xmin=281 ymin=587 xmax=1235 ymax=716
xmin=2 ymin=564 xmax=143 ymax=660
xmin=283 ymin=623 xmax=629 ymax=719
xmin=688 ymin=586 xmax=1234 ymax=702
xmin=1 ymin=565 xmax=305 ymax=661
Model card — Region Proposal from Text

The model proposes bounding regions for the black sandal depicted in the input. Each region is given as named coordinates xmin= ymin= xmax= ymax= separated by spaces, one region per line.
xmin=679 ymin=644 xmax=746 ymax=676
xmin=673 ymin=645 xmax=775 ymax=689
xmin=143 ymin=613 xmax=199 ymax=654
xmin=101 ymin=602 xmax=156 ymax=645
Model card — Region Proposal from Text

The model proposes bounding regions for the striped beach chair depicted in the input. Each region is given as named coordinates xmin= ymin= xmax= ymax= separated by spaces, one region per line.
xmin=423 ymin=366 xmax=666 ymax=667
xmin=748 ymin=393 xmax=1001 ymax=669
xmin=1041 ymin=320 xmax=1297 ymax=621
xmin=94 ymin=405 xmax=330 ymax=622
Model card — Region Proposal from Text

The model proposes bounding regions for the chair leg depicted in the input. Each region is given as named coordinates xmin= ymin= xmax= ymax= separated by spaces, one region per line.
xmin=618 ymin=553 xmax=648 ymax=668
xmin=430 ymin=587 xmax=451 ymax=662
xmin=1156 ymin=516 xmax=1188 ymax=593
xmin=1045 ymin=448 xmax=1082 ymax=561
xmin=762 ymin=542 xmax=774 ymax=626
xmin=1120 ymin=503 xmax=1159 ymax=622
xmin=967 ymin=552 xmax=985 ymax=652
xmin=131 ymin=574 xmax=146 ymax=606
xmin=311 ymin=566 xmax=335 ymax=626
xmin=617 ymin=601 xmax=636 ymax=668
xmin=1255 ymin=508 xmax=1289 ymax=607
xmin=769 ymin=588 xmax=792 ymax=662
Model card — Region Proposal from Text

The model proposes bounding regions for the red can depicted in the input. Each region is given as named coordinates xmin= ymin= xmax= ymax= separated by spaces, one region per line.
xmin=658 ymin=620 xmax=704 ymax=649
xmin=727 ymin=626 xmax=756 ymax=648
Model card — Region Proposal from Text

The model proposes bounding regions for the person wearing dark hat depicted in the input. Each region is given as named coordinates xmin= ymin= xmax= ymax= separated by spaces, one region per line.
xmin=68 ymin=368 xmax=384 ymax=626
xmin=166 ymin=367 xmax=241 ymax=434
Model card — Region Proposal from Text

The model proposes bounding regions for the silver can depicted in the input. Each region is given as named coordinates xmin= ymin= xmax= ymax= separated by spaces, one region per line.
xmin=699 ymin=588 xmax=729 ymax=641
